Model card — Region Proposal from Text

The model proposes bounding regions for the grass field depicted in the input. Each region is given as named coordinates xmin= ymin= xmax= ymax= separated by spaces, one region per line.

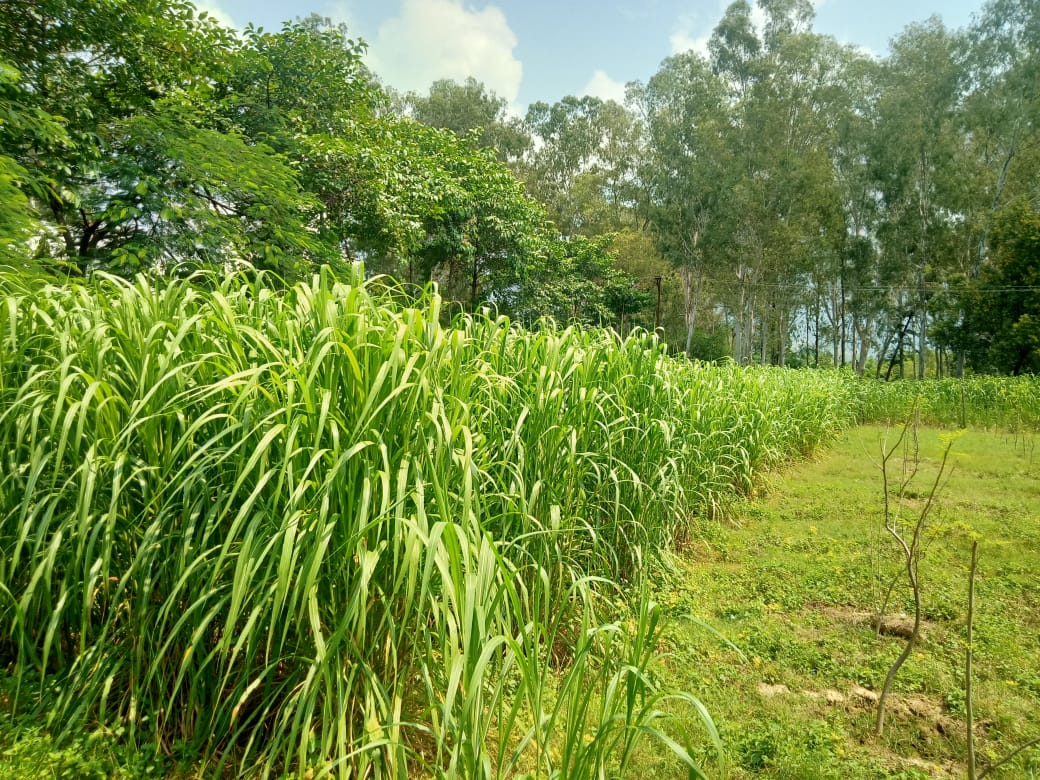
xmin=0 ymin=270 xmax=855 ymax=778
xmin=1 ymin=269 xmax=1038 ymax=778
xmin=645 ymin=425 xmax=1040 ymax=778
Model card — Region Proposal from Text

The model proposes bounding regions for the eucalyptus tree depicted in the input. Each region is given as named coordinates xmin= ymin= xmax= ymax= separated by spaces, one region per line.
xmin=871 ymin=19 xmax=967 ymax=378
xmin=708 ymin=0 xmax=762 ymax=100
xmin=633 ymin=52 xmax=735 ymax=357
xmin=695 ymin=1 xmax=856 ymax=365
xmin=963 ymin=0 xmax=1040 ymax=269
xmin=812 ymin=43 xmax=884 ymax=372
xmin=522 ymin=95 xmax=644 ymax=237
xmin=732 ymin=30 xmax=851 ymax=366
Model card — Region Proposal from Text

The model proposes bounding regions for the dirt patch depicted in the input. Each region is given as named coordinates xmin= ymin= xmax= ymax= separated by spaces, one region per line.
xmin=846 ymin=688 xmax=962 ymax=742
xmin=851 ymin=684 xmax=879 ymax=703
xmin=813 ymin=603 xmax=931 ymax=639
xmin=803 ymin=688 xmax=847 ymax=704
xmin=757 ymin=682 xmax=791 ymax=697
xmin=869 ymin=744 xmax=963 ymax=779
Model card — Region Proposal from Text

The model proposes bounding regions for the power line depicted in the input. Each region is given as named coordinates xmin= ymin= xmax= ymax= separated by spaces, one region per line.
xmin=676 ymin=276 xmax=1040 ymax=294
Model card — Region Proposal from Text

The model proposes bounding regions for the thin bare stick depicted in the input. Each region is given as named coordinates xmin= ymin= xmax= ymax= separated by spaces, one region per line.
xmin=875 ymin=431 xmax=954 ymax=737
xmin=875 ymin=417 xmax=912 ymax=634
xmin=967 ymin=540 xmax=978 ymax=780
xmin=978 ymin=736 xmax=1040 ymax=779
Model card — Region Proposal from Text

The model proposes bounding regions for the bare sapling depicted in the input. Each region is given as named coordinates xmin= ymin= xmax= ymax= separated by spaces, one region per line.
xmin=875 ymin=418 xmax=955 ymax=737
xmin=966 ymin=540 xmax=1040 ymax=779
xmin=967 ymin=540 xmax=978 ymax=779
xmin=874 ymin=415 xmax=920 ymax=637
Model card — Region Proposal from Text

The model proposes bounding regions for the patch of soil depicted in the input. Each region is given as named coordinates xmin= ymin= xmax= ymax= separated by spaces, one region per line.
xmin=869 ymin=744 xmax=963 ymax=779
xmin=813 ymin=602 xmax=933 ymax=639
xmin=846 ymin=687 xmax=963 ymax=745
xmin=756 ymin=682 xmax=791 ymax=697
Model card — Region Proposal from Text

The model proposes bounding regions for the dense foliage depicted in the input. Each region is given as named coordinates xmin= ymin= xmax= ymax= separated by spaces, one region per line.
xmin=0 ymin=269 xmax=866 ymax=777
xmin=1 ymin=0 xmax=1038 ymax=373
xmin=0 ymin=3 xmax=633 ymax=324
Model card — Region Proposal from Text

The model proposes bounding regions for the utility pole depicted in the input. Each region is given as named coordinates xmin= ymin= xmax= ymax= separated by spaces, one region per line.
xmin=654 ymin=275 xmax=663 ymax=335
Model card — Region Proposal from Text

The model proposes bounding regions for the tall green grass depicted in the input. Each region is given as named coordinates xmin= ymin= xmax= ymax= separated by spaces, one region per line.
xmin=852 ymin=375 xmax=1040 ymax=431
xmin=0 ymin=268 xmax=856 ymax=777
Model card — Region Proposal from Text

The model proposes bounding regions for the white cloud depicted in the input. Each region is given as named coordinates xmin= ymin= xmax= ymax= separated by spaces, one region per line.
xmin=670 ymin=26 xmax=711 ymax=57
xmin=190 ymin=0 xmax=237 ymax=30
xmin=367 ymin=0 xmax=523 ymax=105
xmin=581 ymin=70 xmax=628 ymax=104
xmin=669 ymin=6 xmax=715 ymax=57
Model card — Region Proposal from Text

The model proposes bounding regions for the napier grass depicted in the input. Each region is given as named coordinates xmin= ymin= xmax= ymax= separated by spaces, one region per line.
xmin=2 ymin=268 xmax=1027 ymax=778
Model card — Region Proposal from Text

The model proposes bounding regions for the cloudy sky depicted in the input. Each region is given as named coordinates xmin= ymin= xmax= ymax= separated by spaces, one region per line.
xmin=196 ymin=0 xmax=984 ymax=111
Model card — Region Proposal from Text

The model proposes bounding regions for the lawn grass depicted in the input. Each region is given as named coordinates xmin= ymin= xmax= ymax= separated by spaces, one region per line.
xmin=647 ymin=424 xmax=1040 ymax=779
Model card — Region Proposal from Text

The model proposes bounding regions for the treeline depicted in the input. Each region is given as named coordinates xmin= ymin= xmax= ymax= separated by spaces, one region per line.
xmin=0 ymin=0 xmax=638 ymax=325
xmin=1 ymin=0 xmax=1038 ymax=374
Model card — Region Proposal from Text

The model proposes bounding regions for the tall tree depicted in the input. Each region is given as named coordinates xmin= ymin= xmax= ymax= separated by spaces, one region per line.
xmin=405 ymin=77 xmax=530 ymax=163
xmin=872 ymin=19 xmax=966 ymax=378
xmin=522 ymin=96 xmax=643 ymax=237
xmin=634 ymin=52 xmax=734 ymax=357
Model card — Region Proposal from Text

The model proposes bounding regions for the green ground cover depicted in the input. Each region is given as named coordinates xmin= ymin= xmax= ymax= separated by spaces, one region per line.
xmin=646 ymin=425 xmax=1040 ymax=779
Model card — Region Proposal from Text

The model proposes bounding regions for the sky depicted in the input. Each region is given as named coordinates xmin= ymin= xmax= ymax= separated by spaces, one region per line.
xmin=194 ymin=0 xmax=985 ymax=113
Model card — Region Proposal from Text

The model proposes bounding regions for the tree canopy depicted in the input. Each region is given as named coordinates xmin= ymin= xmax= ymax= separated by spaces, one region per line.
xmin=0 ymin=0 xmax=1038 ymax=371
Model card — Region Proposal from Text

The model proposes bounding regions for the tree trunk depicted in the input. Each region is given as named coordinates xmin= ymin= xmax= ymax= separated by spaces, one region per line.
xmin=744 ymin=286 xmax=757 ymax=366
xmin=814 ymin=291 xmax=820 ymax=367
xmin=856 ymin=318 xmax=872 ymax=376
xmin=733 ymin=308 xmax=743 ymax=364
xmin=918 ymin=304 xmax=927 ymax=379
xmin=840 ymin=271 xmax=847 ymax=368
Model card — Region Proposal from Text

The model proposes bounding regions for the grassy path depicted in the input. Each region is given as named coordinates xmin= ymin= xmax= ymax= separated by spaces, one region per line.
xmin=651 ymin=425 xmax=1040 ymax=779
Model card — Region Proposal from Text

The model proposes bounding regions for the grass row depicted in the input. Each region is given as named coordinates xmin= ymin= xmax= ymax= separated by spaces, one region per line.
xmin=0 ymin=269 xmax=856 ymax=778
xmin=852 ymin=375 xmax=1040 ymax=431
xmin=0 ymin=268 xmax=1035 ymax=777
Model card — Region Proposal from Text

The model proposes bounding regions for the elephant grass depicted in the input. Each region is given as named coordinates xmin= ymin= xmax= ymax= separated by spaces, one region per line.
xmin=0 ymin=268 xmax=857 ymax=777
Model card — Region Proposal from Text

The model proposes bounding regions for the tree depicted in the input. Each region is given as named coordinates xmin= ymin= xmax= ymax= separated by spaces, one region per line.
xmin=522 ymin=96 xmax=643 ymax=237
xmin=961 ymin=199 xmax=1040 ymax=374
xmin=0 ymin=0 xmax=326 ymax=275
xmin=634 ymin=52 xmax=735 ymax=357
xmin=405 ymin=77 xmax=530 ymax=163
xmin=90 ymin=97 xmax=320 ymax=276
xmin=708 ymin=0 xmax=762 ymax=99
xmin=871 ymin=19 xmax=967 ymax=378
xmin=0 ymin=60 xmax=67 ymax=268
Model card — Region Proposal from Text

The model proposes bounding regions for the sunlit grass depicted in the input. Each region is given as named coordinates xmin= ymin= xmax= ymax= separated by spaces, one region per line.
xmin=0 ymin=267 xmax=918 ymax=777
xmin=654 ymin=426 xmax=1040 ymax=778
xmin=852 ymin=375 xmax=1040 ymax=431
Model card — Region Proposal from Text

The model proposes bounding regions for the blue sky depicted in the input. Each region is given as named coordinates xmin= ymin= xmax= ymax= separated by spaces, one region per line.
xmin=195 ymin=0 xmax=985 ymax=111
